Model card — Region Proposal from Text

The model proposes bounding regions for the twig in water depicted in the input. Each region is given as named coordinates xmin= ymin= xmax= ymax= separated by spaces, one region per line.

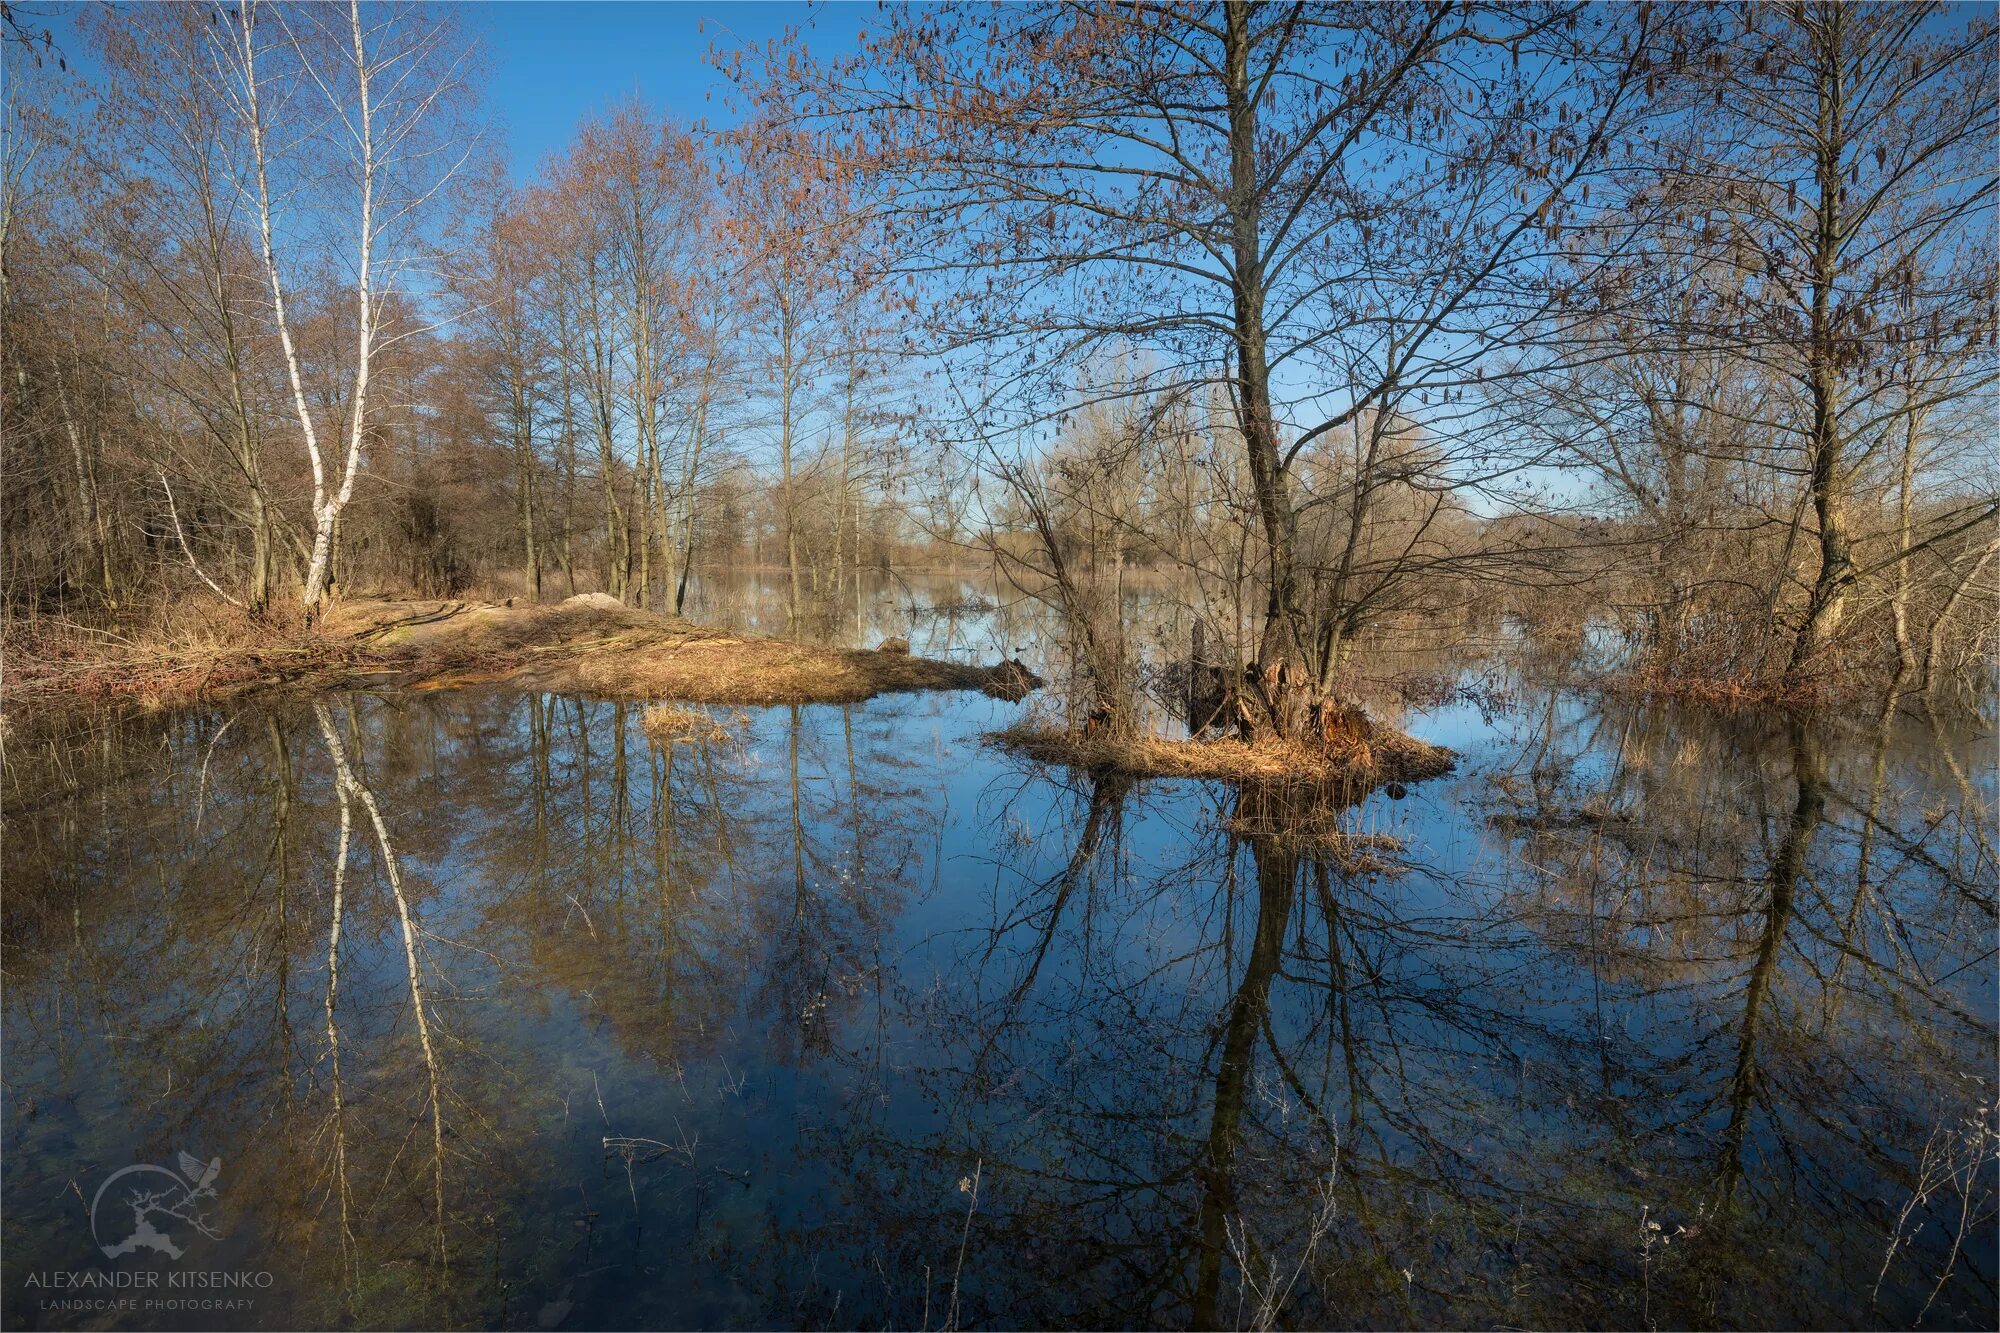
xmin=945 ymin=1159 xmax=981 ymax=1331
xmin=1225 ymin=1163 xmax=1340 ymax=1332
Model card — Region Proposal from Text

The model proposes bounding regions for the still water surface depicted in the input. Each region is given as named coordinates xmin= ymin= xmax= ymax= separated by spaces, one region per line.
xmin=4 ymin=579 xmax=1994 ymax=1329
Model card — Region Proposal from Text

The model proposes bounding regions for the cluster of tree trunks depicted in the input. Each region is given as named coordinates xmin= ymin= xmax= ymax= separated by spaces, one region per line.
xmin=1184 ymin=621 xmax=1375 ymax=757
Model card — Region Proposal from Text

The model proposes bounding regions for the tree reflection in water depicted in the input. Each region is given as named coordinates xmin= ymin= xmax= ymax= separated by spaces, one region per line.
xmin=1 ymin=677 xmax=1992 ymax=1330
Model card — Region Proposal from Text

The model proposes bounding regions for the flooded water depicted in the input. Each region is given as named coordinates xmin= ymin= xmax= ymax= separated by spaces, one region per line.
xmin=4 ymin=577 xmax=1994 ymax=1330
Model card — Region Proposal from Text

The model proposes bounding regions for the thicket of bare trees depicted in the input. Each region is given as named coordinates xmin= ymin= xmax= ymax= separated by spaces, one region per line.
xmin=782 ymin=0 xmax=1995 ymax=718
xmin=4 ymin=1 xmax=1993 ymax=712
xmin=1496 ymin=2 xmax=1999 ymax=692
xmin=2 ymin=2 xmax=925 ymax=637
xmin=5 ymin=0 xmax=480 ymax=620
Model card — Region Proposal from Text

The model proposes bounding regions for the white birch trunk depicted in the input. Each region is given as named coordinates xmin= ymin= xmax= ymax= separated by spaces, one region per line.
xmin=236 ymin=1 xmax=328 ymax=601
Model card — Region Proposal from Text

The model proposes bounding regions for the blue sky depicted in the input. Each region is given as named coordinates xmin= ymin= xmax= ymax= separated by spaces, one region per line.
xmin=25 ymin=2 xmax=856 ymax=179
xmin=476 ymin=1 xmax=862 ymax=178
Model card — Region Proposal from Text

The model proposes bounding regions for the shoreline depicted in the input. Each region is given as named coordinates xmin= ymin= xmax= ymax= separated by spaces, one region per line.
xmin=2 ymin=595 xmax=1040 ymax=718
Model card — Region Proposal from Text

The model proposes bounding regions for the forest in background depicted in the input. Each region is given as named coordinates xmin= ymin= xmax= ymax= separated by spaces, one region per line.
xmin=2 ymin=1 xmax=1995 ymax=720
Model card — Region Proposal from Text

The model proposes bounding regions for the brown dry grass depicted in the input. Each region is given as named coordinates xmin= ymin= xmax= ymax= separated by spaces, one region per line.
xmin=5 ymin=603 xmax=350 ymax=711
xmin=990 ymin=720 xmax=1454 ymax=789
xmin=639 ymin=703 xmax=745 ymax=747
xmin=1214 ymin=821 xmax=1408 ymax=872
xmin=4 ymin=595 xmax=1042 ymax=716
xmin=558 ymin=622 xmax=1036 ymax=706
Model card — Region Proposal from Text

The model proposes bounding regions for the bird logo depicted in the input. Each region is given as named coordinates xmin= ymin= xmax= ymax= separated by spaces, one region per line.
xmin=89 ymin=1152 xmax=224 ymax=1261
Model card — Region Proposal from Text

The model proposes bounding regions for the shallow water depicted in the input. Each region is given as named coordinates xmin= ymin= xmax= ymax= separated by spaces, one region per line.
xmin=3 ymin=580 xmax=1994 ymax=1330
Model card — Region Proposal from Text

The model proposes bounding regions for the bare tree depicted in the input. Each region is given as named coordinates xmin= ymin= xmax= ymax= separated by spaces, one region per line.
xmin=1679 ymin=3 xmax=1997 ymax=680
xmin=222 ymin=0 xmax=475 ymax=617
xmin=773 ymin=1 xmax=1659 ymax=735
xmin=727 ymin=118 xmax=858 ymax=632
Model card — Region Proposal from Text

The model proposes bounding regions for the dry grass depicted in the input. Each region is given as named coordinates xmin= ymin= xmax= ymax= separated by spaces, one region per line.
xmin=4 ymin=595 xmax=1042 ymax=716
xmin=1215 ymin=820 xmax=1409 ymax=872
xmin=639 ymin=703 xmax=745 ymax=747
xmin=561 ymin=624 xmax=1037 ymax=706
xmin=990 ymin=719 xmax=1454 ymax=789
xmin=5 ymin=602 xmax=351 ymax=711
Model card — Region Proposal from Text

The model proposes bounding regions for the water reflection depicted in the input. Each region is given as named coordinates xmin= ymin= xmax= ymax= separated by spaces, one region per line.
xmin=2 ymin=662 xmax=1993 ymax=1329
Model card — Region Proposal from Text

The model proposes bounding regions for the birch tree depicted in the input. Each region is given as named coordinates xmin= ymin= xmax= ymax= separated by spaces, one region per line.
xmin=221 ymin=0 xmax=474 ymax=618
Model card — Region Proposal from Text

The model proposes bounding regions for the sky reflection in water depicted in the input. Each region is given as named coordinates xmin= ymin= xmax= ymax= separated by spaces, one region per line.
xmin=3 ymin=593 xmax=1994 ymax=1331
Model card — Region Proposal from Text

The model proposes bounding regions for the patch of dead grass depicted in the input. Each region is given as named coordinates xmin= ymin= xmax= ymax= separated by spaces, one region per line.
xmin=990 ymin=720 xmax=1454 ymax=789
xmin=640 ymin=703 xmax=745 ymax=747
xmin=566 ymin=632 xmax=1035 ymax=706
xmin=1215 ymin=820 xmax=1408 ymax=872
xmin=6 ymin=595 xmax=1043 ymax=716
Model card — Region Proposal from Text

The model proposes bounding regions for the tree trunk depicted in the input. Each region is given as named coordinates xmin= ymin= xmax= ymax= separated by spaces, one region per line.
xmin=237 ymin=0 xmax=329 ymax=614
xmin=633 ymin=289 xmax=653 ymax=610
xmin=1786 ymin=10 xmax=1852 ymax=682
xmin=514 ymin=375 xmax=540 ymax=600
xmin=1889 ymin=389 xmax=1927 ymax=686
xmin=580 ymin=252 xmax=627 ymax=602
xmin=673 ymin=380 xmax=709 ymax=616
xmin=52 ymin=365 xmax=115 ymax=609
xmin=555 ymin=352 xmax=578 ymax=595
xmin=834 ymin=360 xmax=856 ymax=613
xmin=780 ymin=298 xmax=802 ymax=632
xmin=1224 ymin=1 xmax=1304 ymax=678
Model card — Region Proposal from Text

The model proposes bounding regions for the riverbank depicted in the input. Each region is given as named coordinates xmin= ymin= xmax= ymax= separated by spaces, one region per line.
xmin=2 ymin=595 xmax=1040 ymax=716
